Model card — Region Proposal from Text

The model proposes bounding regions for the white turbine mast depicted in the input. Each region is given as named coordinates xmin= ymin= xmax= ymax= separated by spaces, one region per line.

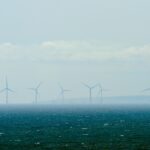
xmin=82 ymin=82 xmax=97 ymax=103
xmin=58 ymin=84 xmax=70 ymax=102
xmin=28 ymin=82 xmax=42 ymax=104
xmin=0 ymin=76 xmax=14 ymax=104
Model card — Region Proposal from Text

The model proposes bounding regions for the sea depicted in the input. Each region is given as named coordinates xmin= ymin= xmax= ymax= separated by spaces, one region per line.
xmin=0 ymin=104 xmax=150 ymax=150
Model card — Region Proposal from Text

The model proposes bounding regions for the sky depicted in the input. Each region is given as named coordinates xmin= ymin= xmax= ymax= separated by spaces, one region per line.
xmin=0 ymin=0 xmax=150 ymax=103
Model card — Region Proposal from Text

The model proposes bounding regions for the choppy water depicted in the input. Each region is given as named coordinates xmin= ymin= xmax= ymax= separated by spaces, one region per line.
xmin=0 ymin=105 xmax=150 ymax=150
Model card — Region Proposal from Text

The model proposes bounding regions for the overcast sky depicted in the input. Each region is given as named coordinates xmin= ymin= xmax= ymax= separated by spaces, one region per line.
xmin=0 ymin=0 xmax=150 ymax=102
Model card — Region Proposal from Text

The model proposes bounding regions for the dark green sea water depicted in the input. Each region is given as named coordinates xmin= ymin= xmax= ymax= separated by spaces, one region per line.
xmin=0 ymin=105 xmax=150 ymax=150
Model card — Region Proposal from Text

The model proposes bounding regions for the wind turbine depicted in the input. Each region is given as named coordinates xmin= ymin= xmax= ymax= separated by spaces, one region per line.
xmin=0 ymin=77 xmax=14 ymax=104
xmin=82 ymin=83 xmax=97 ymax=103
xmin=28 ymin=82 xmax=42 ymax=104
xmin=142 ymin=88 xmax=150 ymax=92
xmin=141 ymin=88 xmax=150 ymax=96
xmin=58 ymin=84 xmax=70 ymax=102
xmin=97 ymin=83 xmax=109 ymax=104
xmin=97 ymin=83 xmax=103 ymax=103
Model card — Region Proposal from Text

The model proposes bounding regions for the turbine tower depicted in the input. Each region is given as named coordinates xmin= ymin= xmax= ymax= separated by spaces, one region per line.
xmin=82 ymin=83 xmax=97 ymax=103
xmin=97 ymin=83 xmax=103 ymax=103
xmin=0 ymin=77 xmax=14 ymax=104
xmin=29 ymin=82 xmax=42 ymax=104
xmin=97 ymin=83 xmax=109 ymax=104
xmin=59 ymin=84 xmax=70 ymax=102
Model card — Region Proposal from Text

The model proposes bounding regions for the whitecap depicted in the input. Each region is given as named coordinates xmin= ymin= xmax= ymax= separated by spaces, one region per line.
xmin=36 ymin=129 xmax=40 ymax=132
xmin=82 ymin=134 xmax=88 ymax=136
xmin=104 ymin=123 xmax=109 ymax=127
xmin=14 ymin=139 xmax=21 ymax=142
xmin=35 ymin=142 xmax=40 ymax=145
xmin=81 ymin=128 xmax=88 ymax=130
xmin=0 ymin=132 xmax=4 ymax=136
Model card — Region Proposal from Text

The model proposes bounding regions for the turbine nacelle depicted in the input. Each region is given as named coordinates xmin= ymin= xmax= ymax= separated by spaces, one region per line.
xmin=82 ymin=82 xmax=97 ymax=90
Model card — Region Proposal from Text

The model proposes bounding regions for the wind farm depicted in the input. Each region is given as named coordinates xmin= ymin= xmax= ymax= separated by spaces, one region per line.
xmin=0 ymin=77 xmax=149 ymax=105
xmin=1 ymin=0 xmax=150 ymax=149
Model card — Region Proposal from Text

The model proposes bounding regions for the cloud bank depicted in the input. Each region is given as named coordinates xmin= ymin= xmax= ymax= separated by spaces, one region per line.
xmin=0 ymin=41 xmax=150 ymax=63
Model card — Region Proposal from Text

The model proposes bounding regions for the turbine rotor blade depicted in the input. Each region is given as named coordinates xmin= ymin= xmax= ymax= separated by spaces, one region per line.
xmin=103 ymin=89 xmax=110 ymax=92
xmin=36 ymin=82 xmax=42 ymax=89
xmin=81 ymin=82 xmax=90 ymax=88
xmin=91 ymin=85 xmax=98 ymax=89
xmin=58 ymin=83 xmax=70 ymax=93
xmin=7 ymin=88 xmax=14 ymax=92
xmin=142 ymin=88 xmax=150 ymax=92
xmin=0 ymin=89 xmax=6 ymax=93
xmin=64 ymin=89 xmax=71 ymax=92
xmin=28 ymin=88 xmax=36 ymax=91
xmin=58 ymin=83 xmax=63 ymax=91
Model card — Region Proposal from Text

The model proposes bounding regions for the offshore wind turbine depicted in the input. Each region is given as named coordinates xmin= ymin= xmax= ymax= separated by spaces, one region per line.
xmin=82 ymin=83 xmax=97 ymax=103
xmin=0 ymin=77 xmax=14 ymax=104
xmin=142 ymin=88 xmax=150 ymax=92
xmin=97 ymin=83 xmax=109 ymax=104
xmin=28 ymin=82 xmax=42 ymax=104
xmin=59 ymin=84 xmax=70 ymax=102
xmin=97 ymin=83 xmax=103 ymax=103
